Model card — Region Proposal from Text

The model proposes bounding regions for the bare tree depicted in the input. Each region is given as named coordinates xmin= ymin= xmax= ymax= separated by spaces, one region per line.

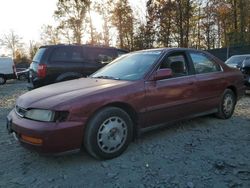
xmin=29 ymin=40 xmax=40 ymax=60
xmin=0 ymin=30 xmax=23 ymax=59
xmin=40 ymin=25 xmax=61 ymax=45
xmin=94 ymin=0 xmax=114 ymax=46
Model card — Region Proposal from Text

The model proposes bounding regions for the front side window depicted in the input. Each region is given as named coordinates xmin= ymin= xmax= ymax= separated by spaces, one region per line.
xmin=190 ymin=52 xmax=221 ymax=74
xmin=84 ymin=48 xmax=117 ymax=64
xmin=160 ymin=53 xmax=188 ymax=77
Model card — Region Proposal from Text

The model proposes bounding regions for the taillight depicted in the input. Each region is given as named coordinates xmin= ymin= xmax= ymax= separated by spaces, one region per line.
xmin=37 ymin=64 xmax=47 ymax=78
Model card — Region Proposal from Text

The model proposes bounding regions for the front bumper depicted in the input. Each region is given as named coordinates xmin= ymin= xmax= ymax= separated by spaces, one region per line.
xmin=7 ymin=109 xmax=85 ymax=153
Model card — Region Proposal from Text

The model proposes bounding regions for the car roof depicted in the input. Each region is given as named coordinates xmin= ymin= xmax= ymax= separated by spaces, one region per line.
xmin=39 ymin=44 xmax=119 ymax=50
xmin=135 ymin=47 xmax=199 ymax=53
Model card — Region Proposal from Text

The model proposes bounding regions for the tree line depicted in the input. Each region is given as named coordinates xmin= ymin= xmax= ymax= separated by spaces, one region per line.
xmin=1 ymin=0 xmax=250 ymax=62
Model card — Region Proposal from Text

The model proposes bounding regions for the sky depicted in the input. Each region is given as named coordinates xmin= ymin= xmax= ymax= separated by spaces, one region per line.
xmin=0 ymin=0 xmax=57 ymax=55
xmin=0 ymin=0 xmax=146 ymax=56
xmin=0 ymin=0 xmax=57 ymax=41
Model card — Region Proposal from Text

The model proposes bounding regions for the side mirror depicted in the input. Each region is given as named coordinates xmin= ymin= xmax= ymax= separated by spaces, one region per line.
xmin=154 ymin=68 xmax=173 ymax=80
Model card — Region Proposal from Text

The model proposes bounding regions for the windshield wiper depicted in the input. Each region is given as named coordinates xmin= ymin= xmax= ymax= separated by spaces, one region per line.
xmin=92 ymin=76 xmax=120 ymax=80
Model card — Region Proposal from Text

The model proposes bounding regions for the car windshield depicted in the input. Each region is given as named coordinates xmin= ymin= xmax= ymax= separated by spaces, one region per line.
xmin=91 ymin=50 xmax=162 ymax=81
xmin=225 ymin=56 xmax=246 ymax=65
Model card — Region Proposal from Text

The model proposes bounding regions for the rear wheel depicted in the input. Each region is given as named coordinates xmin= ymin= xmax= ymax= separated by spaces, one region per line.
xmin=0 ymin=75 xmax=6 ymax=85
xmin=84 ymin=107 xmax=133 ymax=160
xmin=216 ymin=89 xmax=236 ymax=119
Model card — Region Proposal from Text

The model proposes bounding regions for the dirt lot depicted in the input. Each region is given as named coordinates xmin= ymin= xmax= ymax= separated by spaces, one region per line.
xmin=0 ymin=80 xmax=250 ymax=188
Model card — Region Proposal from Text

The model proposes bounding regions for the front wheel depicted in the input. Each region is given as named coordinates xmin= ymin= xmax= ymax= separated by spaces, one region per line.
xmin=216 ymin=89 xmax=236 ymax=119
xmin=84 ymin=107 xmax=133 ymax=160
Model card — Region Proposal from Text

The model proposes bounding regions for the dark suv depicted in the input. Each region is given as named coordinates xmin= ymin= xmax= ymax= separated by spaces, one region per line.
xmin=28 ymin=44 xmax=128 ymax=89
xmin=241 ymin=59 xmax=250 ymax=89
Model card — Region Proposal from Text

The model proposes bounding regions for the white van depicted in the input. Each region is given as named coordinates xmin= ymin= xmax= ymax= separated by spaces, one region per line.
xmin=0 ymin=57 xmax=16 ymax=85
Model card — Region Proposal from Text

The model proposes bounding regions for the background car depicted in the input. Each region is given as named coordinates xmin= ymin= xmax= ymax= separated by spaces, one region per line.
xmin=16 ymin=68 xmax=29 ymax=81
xmin=7 ymin=48 xmax=245 ymax=160
xmin=225 ymin=54 xmax=250 ymax=68
xmin=240 ymin=58 xmax=250 ymax=89
xmin=0 ymin=57 xmax=16 ymax=85
xmin=28 ymin=44 xmax=128 ymax=89
xmin=225 ymin=54 xmax=250 ymax=89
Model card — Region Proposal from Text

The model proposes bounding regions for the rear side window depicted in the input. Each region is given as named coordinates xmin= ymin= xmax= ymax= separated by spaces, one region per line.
xmin=84 ymin=48 xmax=117 ymax=64
xmin=190 ymin=52 xmax=221 ymax=74
xmin=50 ymin=47 xmax=83 ymax=62
xmin=33 ymin=48 xmax=46 ymax=62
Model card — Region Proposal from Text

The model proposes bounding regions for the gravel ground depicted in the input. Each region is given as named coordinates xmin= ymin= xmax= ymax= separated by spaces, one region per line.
xmin=0 ymin=80 xmax=250 ymax=188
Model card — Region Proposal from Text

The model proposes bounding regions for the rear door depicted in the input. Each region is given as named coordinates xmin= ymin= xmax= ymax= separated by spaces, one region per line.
xmin=143 ymin=50 xmax=198 ymax=128
xmin=48 ymin=46 xmax=85 ymax=78
xmin=188 ymin=51 xmax=227 ymax=112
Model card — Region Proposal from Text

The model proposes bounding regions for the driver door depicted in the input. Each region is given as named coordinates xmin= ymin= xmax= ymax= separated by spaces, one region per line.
xmin=143 ymin=51 xmax=197 ymax=128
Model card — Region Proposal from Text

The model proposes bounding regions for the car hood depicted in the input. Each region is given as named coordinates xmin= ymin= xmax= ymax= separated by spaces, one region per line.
xmin=17 ymin=78 xmax=131 ymax=109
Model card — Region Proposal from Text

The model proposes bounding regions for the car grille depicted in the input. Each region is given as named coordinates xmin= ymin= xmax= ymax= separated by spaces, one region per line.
xmin=15 ymin=105 xmax=27 ymax=117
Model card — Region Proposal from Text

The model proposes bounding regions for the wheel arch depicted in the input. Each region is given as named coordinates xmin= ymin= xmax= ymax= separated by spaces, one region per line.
xmin=226 ymin=85 xmax=237 ymax=99
xmin=85 ymin=102 xmax=139 ymax=140
xmin=105 ymin=102 xmax=139 ymax=139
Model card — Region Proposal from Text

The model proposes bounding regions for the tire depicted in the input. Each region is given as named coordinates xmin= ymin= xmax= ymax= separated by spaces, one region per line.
xmin=19 ymin=74 xmax=27 ymax=81
xmin=84 ymin=107 xmax=133 ymax=160
xmin=216 ymin=89 xmax=236 ymax=119
xmin=0 ymin=75 xmax=6 ymax=85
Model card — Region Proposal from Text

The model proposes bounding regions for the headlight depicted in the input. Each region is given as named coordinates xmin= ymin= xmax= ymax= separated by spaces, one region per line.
xmin=15 ymin=106 xmax=69 ymax=122
xmin=25 ymin=109 xmax=55 ymax=122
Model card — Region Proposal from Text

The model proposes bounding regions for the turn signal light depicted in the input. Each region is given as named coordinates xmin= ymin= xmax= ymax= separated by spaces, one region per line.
xmin=21 ymin=135 xmax=43 ymax=145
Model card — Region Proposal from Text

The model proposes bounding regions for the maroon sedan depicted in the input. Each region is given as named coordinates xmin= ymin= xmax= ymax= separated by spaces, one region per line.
xmin=7 ymin=48 xmax=245 ymax=159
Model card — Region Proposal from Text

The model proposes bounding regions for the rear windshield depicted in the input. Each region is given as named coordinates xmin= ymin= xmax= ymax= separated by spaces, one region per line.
xmin=33 ymin=48 xmax=46 ymax=62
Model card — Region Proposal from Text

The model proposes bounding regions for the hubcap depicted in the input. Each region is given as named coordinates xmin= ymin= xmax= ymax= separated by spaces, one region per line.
xmin=223 ymin=94 xmax=234 ymax=116
xmin=97 ymin=116 xmax=127 ymax=153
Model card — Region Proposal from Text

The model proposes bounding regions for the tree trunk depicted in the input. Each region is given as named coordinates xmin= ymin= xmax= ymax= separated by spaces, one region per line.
xmin=233 ymin=0 xmax=238 ymax=31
